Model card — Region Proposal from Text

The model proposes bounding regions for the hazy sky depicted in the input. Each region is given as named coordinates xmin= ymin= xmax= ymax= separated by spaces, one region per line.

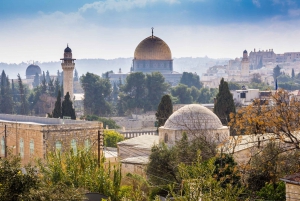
xmin=1 ymin=0 xmax=300 ymax=63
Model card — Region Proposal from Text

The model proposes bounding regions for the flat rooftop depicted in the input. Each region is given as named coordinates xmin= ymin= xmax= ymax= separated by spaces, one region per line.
xmin=0 ymin=113 xmax=96 ymax=125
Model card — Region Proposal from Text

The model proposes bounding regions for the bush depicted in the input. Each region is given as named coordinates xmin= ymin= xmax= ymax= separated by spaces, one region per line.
xmin=82 ymin=115 xmax=120 ymax=129
xmin=104 ymin=130 xmax=124 ymax=147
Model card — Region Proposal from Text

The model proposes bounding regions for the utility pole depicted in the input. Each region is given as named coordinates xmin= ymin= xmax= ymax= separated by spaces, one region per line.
xmin=97 ymin=130 xmax=104 ymax=167
xmin=4 ymin=125 xmax=7 ymax=158
xmin=98 ymin=130 xmax=100 ymax=167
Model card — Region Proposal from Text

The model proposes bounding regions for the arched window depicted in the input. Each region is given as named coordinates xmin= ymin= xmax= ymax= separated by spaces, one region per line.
xmin=71 ymin=139 xmax=77 ymax=154
xmin=55 ymin=141 xmax=62 ymax=151
xmin=30 ymin=140 xmax=34 ymax=156
xmin=164 ymin=133 xmax=168 ymax=143
xmin=1 ymin=136 xmax=5 ymax=156
xmin=20 ymin=138 xmax=24 ymax=158
xmin=84 ymin=139 xmax=91 ymax=150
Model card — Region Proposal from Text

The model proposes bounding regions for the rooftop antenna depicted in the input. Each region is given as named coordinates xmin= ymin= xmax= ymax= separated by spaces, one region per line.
xmin=151 ymin=27 xmax=154 ymax=38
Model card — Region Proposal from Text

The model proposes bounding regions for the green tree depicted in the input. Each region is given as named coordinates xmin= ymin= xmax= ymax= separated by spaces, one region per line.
xmin=0 ymin=71 xmax=13 ymax=114
xmin=292 ymin=68 xmax=295 ymax=79
xmin=145 ymin=72 xmax=170 ymax=111
xmin=171 ymin=84 xmax=192 ymax=104
xmin=46 ymin=70 xmax=51 ymax=83
xmin=180 ymin=72 xmax=202 ymax=89
xmin=112 ymin=82 xmax=119 ymax=103
xmin=104 ymin=130 xmax=124 ymax=147
xmin=273 ymin=65 xmax=281 ymax=81
xmin=277 ymin=74 xmax=292 ymax=83
xmin=214 ymin=78 xmax=235 ymax=124
xmin=61 ymin=92 xmax=76 ymax=119
xmin=81 ymin=72 xmax=112 ymax=116
xmin=41 ymin=71 xmax=47 ymax=94
xmin=52 ymin=90 xmax=62 ymax=118
xmin=38 ymin=148 xmax=124 ymax=201
xmin=170 ymin=153 xmax=245 ymax=201
xmin=0 ymin=156 xmax=39 ymax=200
xmin=48 ymin=78 xmax=55 ymax=97
xmin=190 ymin=86 xmax=200 ymax=102
xmin=17 ymin=73 xmax=29 ymax=115
xmin=197 ymin=87 xmax=211 ymax=103
xmin=54 ymin=78 xmax=60 ymax=97
xmin=251 ymin=73 xmax=262 ymax=83
xmin=155 ymin=94 xmax=173 ymax=127
xmin=74 ymin=69 xmax=79 ymax=81
xmin=228 ymin=82 xmax=241 ymax=90
xmin=121 ymin=72 xmax=147 ymax=110
xmin=33 ymin=72 xmax=40 ymax=88
xmin=257 ymin=181 xmax=285 ymax=201
xmin=82 ymin=115 xmax=120 ymax=129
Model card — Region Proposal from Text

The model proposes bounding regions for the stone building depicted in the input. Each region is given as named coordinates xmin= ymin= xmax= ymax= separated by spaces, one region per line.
xmin=26 ymin=64 xmax=42 ymax=79
xmin=0 ymin=114 xmax=102 ymax=165
xmin=61 ymin=45 xmax=75 ymax=99
xmin=281 ymin=173 xmax=300 ymax=201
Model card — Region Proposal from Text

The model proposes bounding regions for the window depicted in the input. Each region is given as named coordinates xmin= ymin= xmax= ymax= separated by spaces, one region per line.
xmin=1 ymin=136 xmax=4 ymax=156
xmin=84 ymin=139 xmax=91 ymax=150
xmin=164 ymin=133 xmax=168 ymax=143
xmin=71 ymin=139 xmax=77 ymax=154
xmin=30 ymin=140 xmax=34 ymax=156
xmin=20 ymin=138 xmax=24 ymax=158
xmin=55 ymin=141 xmax=62 ymax=151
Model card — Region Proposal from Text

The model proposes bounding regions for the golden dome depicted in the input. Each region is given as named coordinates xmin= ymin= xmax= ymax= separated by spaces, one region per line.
xmin=134 ymin=36 xmax=172 ymax=60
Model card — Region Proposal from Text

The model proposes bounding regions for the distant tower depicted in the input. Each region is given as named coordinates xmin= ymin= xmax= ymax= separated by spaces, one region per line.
xmin=61 ymin=44 xmax=76 ymax=100
xmin=241 ymin=50 xmax=250 ymax=81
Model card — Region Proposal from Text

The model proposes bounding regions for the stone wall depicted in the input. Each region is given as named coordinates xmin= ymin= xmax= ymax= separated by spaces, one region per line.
xmin=286 ymin=183 xmax=300 ymax=201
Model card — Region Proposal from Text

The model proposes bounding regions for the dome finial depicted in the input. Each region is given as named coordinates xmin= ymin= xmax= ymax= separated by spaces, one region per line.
xmin=67 ymin=43 xmax=69 ymax=47
xmin=151 ymin=27 xmax=154 ymax=38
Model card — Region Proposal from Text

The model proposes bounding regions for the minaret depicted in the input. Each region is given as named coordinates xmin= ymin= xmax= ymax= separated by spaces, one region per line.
xmin=61 ymin=44 xmax=75 ymax=100
xmin=241 ymin=50 xmax=250 ymax=81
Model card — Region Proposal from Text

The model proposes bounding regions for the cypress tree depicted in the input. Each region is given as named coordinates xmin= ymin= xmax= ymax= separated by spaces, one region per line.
xmin=155 ymin=94 xmax=173 ymax=127
xmin=213 ymin=78 xmax=235 ymax=125
xmin=41 ymin=71 xmax=47 ymax=94
xmin=292 ymin=68 xmax=295 ymax=79
xmin=52 ymin=90 xmax=62 ymax=118
xmin=61 ymin=92 xmax=76 ymax=120
xmin=33 ymin=72 xmax=40 ymax=88
xmin=17 ymin=74 xmax=29 ymax=115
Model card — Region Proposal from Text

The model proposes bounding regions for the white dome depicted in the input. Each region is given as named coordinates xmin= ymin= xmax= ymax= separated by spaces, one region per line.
xmin=164 ymin=104 xmax=223 ymax=130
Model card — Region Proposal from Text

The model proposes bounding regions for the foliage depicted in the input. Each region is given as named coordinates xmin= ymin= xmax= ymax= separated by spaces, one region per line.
xmin=145 ymin=72 xmax=170 ymax=111
xmin=83 ymin=115 xmax=120 ymax=129
xmin=61 ymin=92 xmax=76 ymax=119
xmin=147 ymin=133 xmax=218 ymax=187
xmin=0 ymin=155 xmax=39 ymax=201
xmin=292 ymin=68 xmax=295 ymax=79
xmin=74 ymin=69 xmax=79 ymax=81
xmin=257 ymin=181 xmax=285 ymax=201
xmin=52 ymin=90 xmax=62 ymax=118
xmin=247 ymin=82 xmax=270 ymax=90
xmin=170 ymin=153 xmax=245 ymax=201
xmin=228 ymin=82 xmax=241 ymax=90
xmin=171 ymin=84 xmax=193 ymax=104
xmin=155 ymin=94 xmax=173 ymax=127
xmin=38 ymin=148 xmax=123 ymax=201
xmin=120 ymin=72 xmax=147 ymax=110
xmin=251 ymin=73 xmax=262 ymax=83
xmin=277 ymin=74 xmax=292 ymax=83
xmin=197 ymin=87 xmax=218 ymax=103
xmin=81 ymin=72 xmax=112 ymax=116
xmin=230 ymin=89 xmax=300 ymax=149
xmin=214 ymin=78 xmax=235 ymax=124
xmin=273 ymin=65 xmax=281 ymax=81
xmin=0 ymin=70 xmax=13 ymax=114
xmin=213 ymin=153 xmax=241 ymax=188
xmin=104 ymin=130 xmax=124 ymax=147
xmin=17 ymin=73 xmax=29 ymax=115
xmin=180 ymin=72 xmax=202 ymax=89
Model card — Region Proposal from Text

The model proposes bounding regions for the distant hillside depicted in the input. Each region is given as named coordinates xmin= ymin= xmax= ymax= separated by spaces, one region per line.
xmin=0 ymin=57 xmax=229 ymax=79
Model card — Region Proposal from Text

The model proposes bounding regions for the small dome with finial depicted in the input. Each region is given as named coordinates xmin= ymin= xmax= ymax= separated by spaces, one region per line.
xmin=64 ymin=44 xmax=72 ymax=53
xmin=243 ymin=50 xmax=247 ymax=54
